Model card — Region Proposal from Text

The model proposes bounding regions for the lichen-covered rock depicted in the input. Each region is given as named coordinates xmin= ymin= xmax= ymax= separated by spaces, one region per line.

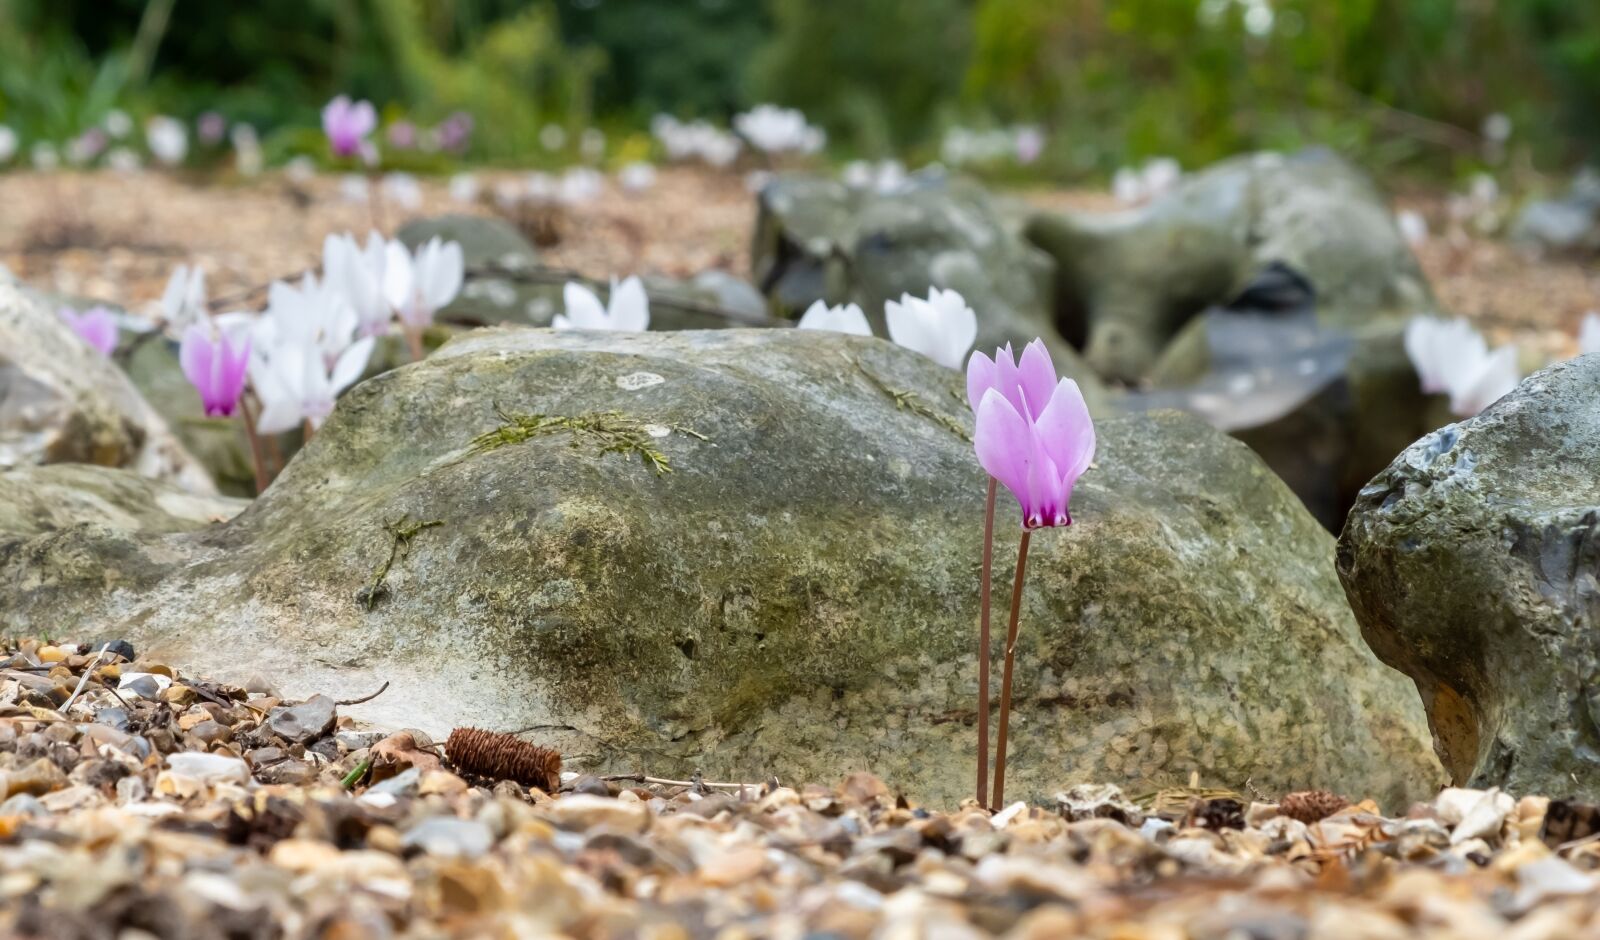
xmin=0 ymin=280 xmax=215 ymax=492
xmin=0 ymin=463 xmax=244 ymax=538
xmin=749 ymin=174 xmax=1101 ymax=389
xmin=1026 ymin=150 xmax=1435 ymax=384
xmin=1338 ymin=355 xmax=1600 ymax=795
xmin=0 ymin=329 xmax=1441 ymax=807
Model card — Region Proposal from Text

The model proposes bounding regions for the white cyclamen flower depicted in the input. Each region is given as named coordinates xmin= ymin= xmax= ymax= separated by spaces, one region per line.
xmin=885 ymin=288 xmax=978 ymax=369
xmin=103 ymin=110 xmax=133 ymax=139
xmin=250 ymin=334 xmax=375 ymax=434
xmin=449 ymin=173 xmax=480 ymax=204
xmin=383 ymin=237 xmax=464 ymax=331
xmin=146 ymin=116 xmax=189 ymax=165
xmin=554 ymin=277 xmax=650 ymax=332
xmin=161 ymin=265 xmax=208 ymax=332
xmin=382 ymin=172 xmax=423 ymax=211
xmin=260 ymin=272 xmax=359 ymax=369
xmin=0 ymin=126 xmax=17 ymax=163
xmin=797 ymin=300 xmax=871 ymax=336
xmin=734 ymin=104 xmax=825 ymax=154
xmin=323 ymin=232 xmax=392 ymax=337
xmin=1579 ymin=312 xmax=1600 ymax=356
xmin=1404 ymin=316 xmax=1520 ymax=417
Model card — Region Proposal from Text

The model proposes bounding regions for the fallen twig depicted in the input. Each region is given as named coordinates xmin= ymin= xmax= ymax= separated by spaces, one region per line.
xmin=336 ymin=681 xmax=390 ymax=706
xmin=59 ymin=644 xmax=113 ymax=713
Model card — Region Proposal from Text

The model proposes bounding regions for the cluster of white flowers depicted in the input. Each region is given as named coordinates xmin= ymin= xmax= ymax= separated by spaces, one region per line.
xmin=941 ymin=126 xmax=1045 ymax=168
xmin=841 ymin=160 xmax=908 ymax=195
xmin=159 ymin=232 xmax=462 ymax=434
xmin=1112 ymin=157 xmax=1183 ymax=205
xmin=733 ymin=105 xmax=825 ymax=155
xmin=797 ymin=288 xmax=978 ymax=370
xmin=652 ymin=115 xmax=742 ymax=167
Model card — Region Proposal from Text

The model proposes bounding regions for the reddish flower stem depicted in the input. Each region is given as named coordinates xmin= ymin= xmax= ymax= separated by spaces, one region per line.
xmin=404 ymin=326 xmax=424 ymax=362
xmin=990 ymin=529 xmax=1031 ymax=810
xmin=237 ymin=397 xmax=269 ymax=495
xmin=977 ymin=477 xmax=996 ymax=808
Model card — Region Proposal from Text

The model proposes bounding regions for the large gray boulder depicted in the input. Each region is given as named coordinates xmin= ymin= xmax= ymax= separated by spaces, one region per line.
xmin=0 ymin=279 xmax=215 ymax=493
xmin=1338 ymin=355 xmax=1600 ymax=794
xmin=749 ymin=174 xmax=1095 ymax=380
xmin=0 ymin=463 xmax=244 ymax=538
xmin=1026 ymin=150 xmax=1436 ymax=384
xmin=0 ymin=328 xmax=1441 ymax=807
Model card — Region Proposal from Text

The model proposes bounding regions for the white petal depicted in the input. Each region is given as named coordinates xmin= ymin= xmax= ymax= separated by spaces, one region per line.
xmin=608 ymin=276 xmax=649 ymax=331
xmin=561 ymin=282 xmax=609 ymax=329
xmin=383 ymin=241 xmax=415 ymax=312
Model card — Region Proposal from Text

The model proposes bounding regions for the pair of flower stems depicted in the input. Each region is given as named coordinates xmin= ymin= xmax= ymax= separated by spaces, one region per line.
xmin=976 ymin=476 xmax=1031 ymax=810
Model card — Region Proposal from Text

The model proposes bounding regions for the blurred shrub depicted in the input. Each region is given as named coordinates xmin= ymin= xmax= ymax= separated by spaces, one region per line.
xmin=750 ymin=0 xmax=974 ymax=156
xmin=965 ymin=0 xmax=1600 ymax=175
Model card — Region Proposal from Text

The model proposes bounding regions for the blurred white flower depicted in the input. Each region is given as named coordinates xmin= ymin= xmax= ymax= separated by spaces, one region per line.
xmin=449 ymin=173 xmax=480 ymax=204
xmin=797 ymin=300 xmax=871 ymax=336
xmin=1483 ymin=113 xmax=1513 ymax=143
xmin=1404 ymin=316 xmax=1520 ymax=416
xmin=339 ymin=174 xmax=370 ymax=203
xmin=0 ymin=126 xmax=16 ymax=163
xmin=557 ymin=167 xmax=604 ymax=205
xmin=383 ymin=237 xmax=464 ymax=332
xmin=31 ymin=142 xmax=60 ymax=171
xmin=250 ymin=334 xmax=374 ymax=434
xmin=580 ymin=127 xmax=606 ymax=162
xmin=618 ymin=161 xmax=657 ymax=194
xmin=1579 ymin=312 xmax=1600 ymax=356
xmin=284 ymin=155 xmax=317 ymax=184
xmin=841 ymin=159 xmax=907 ymax=195
xmin=734 ymin=104 xmax=825 ymax=155
xmin=106 ymin=147 xmax=141 ymax=173
xmin=1113 ymin=157 xmax=1183 ymax=205
xmin=1014 ymin=126 xmax=1045 ymax=165
xmin=744 ymin=170 xmax=773 ymax=194
xmin=324 ymin=232 xmax=393 ymax=337
xmin=260 ymin=272 xmax=359 ymax=369
xmin=231 ymin=124 xmax=262 ymax=177
xmin=382 ymin=172 xmax=423 ymax=211
xmin=539 ymin=123 xmax=568 ymax=151
xmin=1396 ymin=210 xmax=1429 ymax=247
xmin=103 ymin=109 xmax=133 ymax=139
xmin=653 ymin=115 xmax=742 ymax=167
xmin=161 ymin=265 xmax=208 ymax=332
xmin=146 ymin=116 xmax=189 ymax=166
xmin=885 ymin=288 xmax=977 ymax=369
xmin=554 ymin=277 xmax=649 ymax=331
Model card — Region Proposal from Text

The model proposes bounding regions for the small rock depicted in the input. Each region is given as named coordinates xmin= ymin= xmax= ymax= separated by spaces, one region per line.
xmin=369 ymin=767 xmax=422 ymax=798
xmin=401 ymin=816 xmax=494 ymax=859
xmin=0 ymin=758 xmax=68 ymax=798
xmin=544 ymin=794 xmax=651 ymax=834
xmin=255 ymin=760 xmax=319 ymax=786
xmin=266 ymin=694 xmax=337 ymax=744
xmin=165 ymin=752 xmax=249 ymax=785
xmin=335 ymin=730 xmax=386 ymax=751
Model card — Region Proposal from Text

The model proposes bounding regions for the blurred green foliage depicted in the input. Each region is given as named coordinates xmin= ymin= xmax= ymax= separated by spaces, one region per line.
xmin=0 ymin=0 xmax=1594 ymax=176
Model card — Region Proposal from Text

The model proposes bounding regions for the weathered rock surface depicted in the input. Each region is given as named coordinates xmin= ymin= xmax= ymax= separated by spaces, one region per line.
xmin=0 ymin=279 xmax=215 ymax=492
xmin=0 ymin=328 xmax=1441 ymax=806
xmin=1026 ymin=150 xmax=1436 ymax=384
xmin=0 ymin=463 xmax=244 ymax=538
xmin=1511 ymin=169 xmax=1600 ymax=256
xmin=749 ymin=174 xmax=1099 ymax=383
xmin=1338 ymin=355 xmax=1600 ymax=795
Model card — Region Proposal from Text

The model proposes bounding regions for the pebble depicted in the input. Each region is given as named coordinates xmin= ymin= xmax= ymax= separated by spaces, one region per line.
xmin=265 ymin=693 xmax=338 ymax=744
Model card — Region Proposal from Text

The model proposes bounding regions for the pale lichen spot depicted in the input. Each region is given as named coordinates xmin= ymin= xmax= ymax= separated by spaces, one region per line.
xmin=616 ymin=371 xmax=666 ymax=391
xmin=642 ymin=424 xmax=672 ymax=439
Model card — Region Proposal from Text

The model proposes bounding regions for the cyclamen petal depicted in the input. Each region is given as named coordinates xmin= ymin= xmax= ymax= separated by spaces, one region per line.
xmin=59 ymin=307 xmax=118 ymax=357
xmin=797 ymin=300 xmax=871 ymax=336
xmin=1580 ymin=313 xmax=1600 ymax=356
xmin=553 ymin=278 xmax=650 ymax=332
xmin=1031 ymin=378 xmax=1096 ymax=481
xmin=974 ymin=390 xmax=1033 ymax=509
xmin=965 ymin=348 xmax=998 ymax=413
xmin=885 ymin=288 xmax=976 ymax=369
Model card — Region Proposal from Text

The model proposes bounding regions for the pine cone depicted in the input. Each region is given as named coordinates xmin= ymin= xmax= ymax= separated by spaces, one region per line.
xmin=1278 ymin=789 xmax=1349 ymax=824
xmin=446 ymin=727 xmax=561 ymax=793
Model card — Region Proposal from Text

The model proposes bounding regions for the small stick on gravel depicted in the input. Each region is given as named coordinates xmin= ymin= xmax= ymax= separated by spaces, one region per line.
xmin=60 ymin=644 xmax=113 ymax=713
xmin=600 ymin=773 xmax=767 ymax=791
xmin=336 ymin=681 xmax=390 ymax=706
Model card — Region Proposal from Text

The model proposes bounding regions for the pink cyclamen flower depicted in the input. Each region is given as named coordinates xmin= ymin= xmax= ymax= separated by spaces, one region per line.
xmin=180 ymin=321 xmax=252 ymax=417
xmin=974 ymin=371 xmax=1095 ymax=530
xmin=966 ymin=339 xmax=1058 ymax=419
xmin=59 ymin=306 xmax=118 ymax=356
xmin=322 ymin=95 xmax=377 ymax=159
